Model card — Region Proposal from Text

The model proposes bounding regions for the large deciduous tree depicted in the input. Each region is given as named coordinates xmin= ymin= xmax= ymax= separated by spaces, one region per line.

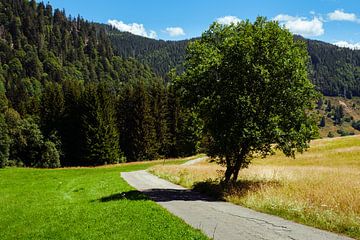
xmin=177 ymin=17 xmax=319 ymax=183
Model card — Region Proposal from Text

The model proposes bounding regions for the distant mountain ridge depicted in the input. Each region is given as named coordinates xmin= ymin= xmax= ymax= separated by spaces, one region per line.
xmin=109 ymin=29 xmax=360 ymax=97
xmin=107 ymin=29 xmax=188 ymax=80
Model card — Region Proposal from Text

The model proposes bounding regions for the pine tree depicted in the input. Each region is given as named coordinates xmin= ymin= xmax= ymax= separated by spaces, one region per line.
xmin=319 ymin=116 xmax=326 ymax=127
xmin=118 ymin=80 xmax=157 ymax=161
xmin=61 ymin=80 xmax=83 ymax=165
xmin=81 ymin=83 xmax=121 ymax=165
xmin=326 ymin=100 xmax=332 ymax=112
xmin=150 ymin=79 xmax=170 ymax=156
xmin=40 ymin=81 xmax=65 ymax=137
xmin=0 ymin=114 xmax=10 ymax=168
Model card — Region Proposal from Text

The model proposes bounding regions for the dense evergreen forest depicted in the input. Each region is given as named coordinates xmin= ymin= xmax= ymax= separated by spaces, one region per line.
xmin=110 ymin=29 xmax=360 ymax=97
xmin=108 ymin=30 xmax=188 ymax=80
xmin=0 ymin=0 xmax=200 ymax=167
xmin=1 ymin=0 xmax=360 ymax=168
xmin=303 ymin=37 xmax=360 ymax=97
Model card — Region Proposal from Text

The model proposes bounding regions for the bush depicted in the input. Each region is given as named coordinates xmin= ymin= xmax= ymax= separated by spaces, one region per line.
xmin=13 ymin=118 xmax=44 ymax=166
xmin=327 ymin=131 xmax=335 ymax=138
xmin=37 ymin=141 xmax=61 ymax=168
xmin=344 ymin=117 xmax=351 ymax=123
xmin=352 ymin=120 xmax=360 ymax=131
xmin=337 ymin=129 xmax=354 ymax=137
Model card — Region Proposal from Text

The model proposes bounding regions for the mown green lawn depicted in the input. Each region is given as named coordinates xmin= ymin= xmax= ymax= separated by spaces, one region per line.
xmin=0 ymin=162 xmax=207 ymax=240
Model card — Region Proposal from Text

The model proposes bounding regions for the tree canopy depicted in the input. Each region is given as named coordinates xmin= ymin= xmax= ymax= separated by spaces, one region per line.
xmin=177 ymin=17 xmax=319 ymax=182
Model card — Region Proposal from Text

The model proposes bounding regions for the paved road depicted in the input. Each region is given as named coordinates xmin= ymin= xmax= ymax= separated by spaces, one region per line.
xmin=182 ymin=156 xmax=208 ymax=166
xmin=121 ymin=170 xmax=352 ymax=240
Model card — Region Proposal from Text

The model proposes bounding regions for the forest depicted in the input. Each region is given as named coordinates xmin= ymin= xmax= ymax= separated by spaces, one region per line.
xmin=109 ymin=25 xmax=360 ymax=97
xmin=1 ymin=0 xmax=360 ymax=168
xmin=0 ymin=0 xmax=200 ymax=168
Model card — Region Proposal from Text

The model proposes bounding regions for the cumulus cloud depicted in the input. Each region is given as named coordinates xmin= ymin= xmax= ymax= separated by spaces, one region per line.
xmin=216 ymin=16 xmax=241 ymax=25
xmin=334 ymin=41 xmax=360 ymax=50
xmin=327 ymin=10 xmax=358 ymax=22
xmin=108 ymin=19 xmax=157 ymax=39
xmin=273 ymin=14 xmax=324 ymax=37
xmin=164 ymin=27 xmax=185 ymax=37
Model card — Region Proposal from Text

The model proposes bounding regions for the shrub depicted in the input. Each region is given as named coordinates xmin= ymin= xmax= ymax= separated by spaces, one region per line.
xmin=336 ymin=129 xmax=353 ymax=137
xmin=344 ymin=117 xmax=351 ymax=123
xmin=352 ymin=121 xmax=360 ymax=131
xmin=327 ymin=131 xmax=335 ymax=138
xmin=37 ymin=141 xmax=61 ymax=168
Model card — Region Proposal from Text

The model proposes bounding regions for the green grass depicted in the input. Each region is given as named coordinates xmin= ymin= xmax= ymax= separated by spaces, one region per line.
xmin=0 ymin=161 xmax=208 ymax=240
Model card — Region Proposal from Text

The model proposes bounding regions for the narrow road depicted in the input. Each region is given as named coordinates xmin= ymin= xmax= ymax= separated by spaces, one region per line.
xmin=182 ymin=156 xmax=208 ymax=166
xmin=121 ymin=170 xmax=352 ymax=240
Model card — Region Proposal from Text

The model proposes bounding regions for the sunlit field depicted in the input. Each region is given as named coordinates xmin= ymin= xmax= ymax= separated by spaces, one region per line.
xmin=150 ymin=135 xmax=360 ymax=239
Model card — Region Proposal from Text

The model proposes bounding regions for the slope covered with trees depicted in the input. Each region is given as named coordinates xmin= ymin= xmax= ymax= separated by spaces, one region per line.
xmin=110 ymin=31 xmax=360 ymax=97
xmin=108 ymin=30 xmax=188 ymax=79
xmin=304 ymin=38 xmax=360 ymax=97
xmin=0 ymin=0 xmax=200 ymax=167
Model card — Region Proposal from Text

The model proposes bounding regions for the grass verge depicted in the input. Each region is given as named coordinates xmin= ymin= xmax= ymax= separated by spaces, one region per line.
xmin=0 ymin=159 xmax=208 ymax=240
xmin=149 ymin=136 xmax=360 ymax=239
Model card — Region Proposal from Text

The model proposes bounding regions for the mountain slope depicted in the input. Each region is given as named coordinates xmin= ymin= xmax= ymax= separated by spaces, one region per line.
xmin=108 ymin=30 xmax=188 ymax=79
xmin=110 ymin=31 xmax=360 ymax=97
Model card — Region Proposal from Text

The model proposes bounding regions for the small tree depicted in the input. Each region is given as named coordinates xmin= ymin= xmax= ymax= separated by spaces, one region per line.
xmin=319 ymin=116 xmax=326 ymax=127
xmin=38 ymin=141 xmax=61 ymax=168
xmin=177 ymin=17 xmax=318 ymax=183
xmin=0 ymin=114 xmax=10 ymax=168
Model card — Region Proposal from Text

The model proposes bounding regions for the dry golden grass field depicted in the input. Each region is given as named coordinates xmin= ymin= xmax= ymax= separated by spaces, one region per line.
xmin=150 ymin=135 xmax=360 ymax=239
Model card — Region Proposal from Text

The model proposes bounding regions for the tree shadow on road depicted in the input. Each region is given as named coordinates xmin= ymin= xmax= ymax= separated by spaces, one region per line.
xmin=193 ymin=179 xmax=281 ymax=200
xmin=95 ymin=188 xmax=217 ymax=203
xmin=95 ymin=179 xmax=280 ymax=203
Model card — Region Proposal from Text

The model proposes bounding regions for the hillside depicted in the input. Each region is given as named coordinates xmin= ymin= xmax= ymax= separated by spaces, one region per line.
xmin=110 ymin=31 xmax=360 ymax=97
xmin=317 ymin=96 xmax=360 ymax=138
xmin=1 ymin=0 xmax=360 ymax=169
xmin=108 ymin=30 xmax=188 ymax=79
xmin=0 ymin=0 xmax=200 ymax=168
xmin=304 ymin=37 xmax=360 ymax=97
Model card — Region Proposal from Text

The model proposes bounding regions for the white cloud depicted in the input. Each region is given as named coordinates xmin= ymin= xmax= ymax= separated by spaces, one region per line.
xmin=334 ymin=41 xmax=360 ymax=50
xmin=273 ymin=14 xmax=300 ymax=22
xmin=165 ymin=27 xmax=185 ymax=37
xmin=273 ymin=14 xmax=324 ymax=37
xmin=327 ymin=10 xmax=358 ymax=22
xmin=108 ymin=19 xmax=157 ymax=39
xmin=216 ymin=16 xmax=241 ymax=25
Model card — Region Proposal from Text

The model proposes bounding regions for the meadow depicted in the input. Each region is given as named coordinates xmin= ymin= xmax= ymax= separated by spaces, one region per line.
xmin=150 ymin=135 xmax=360 ymax=239
xmin=0 ymin=157 xmax=207 ymax=240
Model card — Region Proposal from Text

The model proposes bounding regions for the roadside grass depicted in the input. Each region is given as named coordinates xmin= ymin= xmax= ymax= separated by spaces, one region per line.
xmin=0 ymin=158 xmax=208 ymax=240
xmin=149 ymin=135 xmax=360 ymax=239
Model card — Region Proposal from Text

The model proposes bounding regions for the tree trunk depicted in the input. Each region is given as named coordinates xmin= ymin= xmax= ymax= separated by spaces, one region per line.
xmin=232 ymin=160 xmax=241 ymax=183
xmin=224 ymin=155 xmax=233 ymax=183
xmin=231 ymin=147 xmax=248 ymax=183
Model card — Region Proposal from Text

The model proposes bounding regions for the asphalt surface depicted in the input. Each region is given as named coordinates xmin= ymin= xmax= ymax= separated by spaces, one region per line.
xmin=121 ymin=170 xmax=352 ymax=240
xmin=181 ymin=156 xmax=208 ymax=166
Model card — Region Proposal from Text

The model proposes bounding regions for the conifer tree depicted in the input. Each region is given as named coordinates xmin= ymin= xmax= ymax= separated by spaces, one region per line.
xmin=81 ymin=83 xmax=121 ymax=165
xmin=118 ymin=80 xmax=157 ymax=161
xmin=0 ymin=114 xmax=10 ymax=168
xmin=40 ymin=81 xmax=65 ymax=137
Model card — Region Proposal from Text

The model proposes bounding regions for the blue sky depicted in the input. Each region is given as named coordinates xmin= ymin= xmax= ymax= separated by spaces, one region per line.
xmin=39 ymin=0 xmax=360 ymax=48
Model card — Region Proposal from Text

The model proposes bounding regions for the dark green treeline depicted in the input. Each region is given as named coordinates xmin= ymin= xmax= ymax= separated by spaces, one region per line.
xmin=0 ymin=0 xmax=201 ymax=167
